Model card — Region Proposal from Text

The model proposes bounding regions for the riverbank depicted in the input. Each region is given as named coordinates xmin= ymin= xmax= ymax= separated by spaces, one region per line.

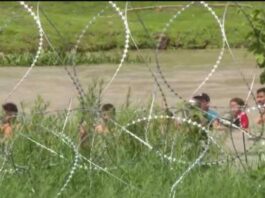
xmin=0 ymin=1 xmax=262 ymax=66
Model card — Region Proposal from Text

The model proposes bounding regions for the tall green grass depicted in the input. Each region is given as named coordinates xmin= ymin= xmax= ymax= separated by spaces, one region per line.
xmin=0 ymin=80 xmax=264 ymax=197
xmin=0 ymin=50 xmax=148 ymax=66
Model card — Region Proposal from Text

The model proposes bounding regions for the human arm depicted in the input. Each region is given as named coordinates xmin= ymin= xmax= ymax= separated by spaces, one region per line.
xmin=79 ymin=123 xmax=89 ymax=147
xmin=255 ymin=113 xmax=265 ymax=125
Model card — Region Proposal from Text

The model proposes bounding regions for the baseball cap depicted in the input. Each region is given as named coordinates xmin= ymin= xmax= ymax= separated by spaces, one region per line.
xmin=193 ymin=93 xmax=210 ymax=102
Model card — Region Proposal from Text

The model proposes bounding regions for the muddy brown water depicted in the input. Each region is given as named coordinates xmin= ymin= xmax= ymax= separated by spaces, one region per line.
xmin=0 ymin=48 xmax=264 ymax=158
xmin=0 ymin=49 xmax=260 ymax=110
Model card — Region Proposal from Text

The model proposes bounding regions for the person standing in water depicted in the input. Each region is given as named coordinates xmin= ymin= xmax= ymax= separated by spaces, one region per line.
xmin=95 ymin=103 xmax=116 ymax=134
xmin=255 ymin=87 xmax=265 ymax=125
xmin=79 ymin=103 xmax=116 ymax=147
xmin=229 ymin=97 xmax=249 ymax=130
xmin=192 ymin=93 xmax=219 ymax=127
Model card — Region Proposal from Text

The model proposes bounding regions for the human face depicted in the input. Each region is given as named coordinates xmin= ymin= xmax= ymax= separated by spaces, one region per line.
xmin=230 ymin=101 xmax=240 ymax=116
xmin=101 ymin=110 xmax=114 ymax=122
xmin=200 ymin=100 xmax=209 ymax=111
xmin=2 ymin=111 xmax=13 ymax=123
xmin=256 ymin=91 xmax=265 ymax=105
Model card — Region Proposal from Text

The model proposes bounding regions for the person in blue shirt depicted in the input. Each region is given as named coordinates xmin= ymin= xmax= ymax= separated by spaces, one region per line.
xmin=193 ymin=93 xmax=219 ymax=127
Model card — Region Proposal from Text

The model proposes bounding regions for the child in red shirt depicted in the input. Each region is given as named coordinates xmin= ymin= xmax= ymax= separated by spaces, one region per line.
xmin=229 ymin=98 xmax=249 ymax=130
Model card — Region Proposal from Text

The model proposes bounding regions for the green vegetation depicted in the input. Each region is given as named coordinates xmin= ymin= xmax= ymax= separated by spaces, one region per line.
xmin=0 ymin=80 xmax=264 ymax=197
xmin=245 ymin=7 xmax=265 ymax=84
xmin=0 ymin=50 xmax=147 ymax=66
xmin=0 ymin=1 xmax=263 ymax=66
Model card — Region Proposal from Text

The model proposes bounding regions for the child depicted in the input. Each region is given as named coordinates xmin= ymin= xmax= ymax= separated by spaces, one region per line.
xmin=95 ymin=103 xmax=116 ymax=134
xmin=78 ymin=103 xmax=116 ymax=148
xmin=229 ymin=98 xmax=249 ymax=130
xmin=0 ymin=102 xmax=18 ymax=142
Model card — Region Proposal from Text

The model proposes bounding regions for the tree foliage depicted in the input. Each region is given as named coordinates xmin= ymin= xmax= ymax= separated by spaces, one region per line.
xmin=246 ymin=8 xmax=265 ymax=83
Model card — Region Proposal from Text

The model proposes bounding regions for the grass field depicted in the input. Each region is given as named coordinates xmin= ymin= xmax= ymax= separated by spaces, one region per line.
xmin=0 ymin=1 xmax=264 ymax=65
xmin=0 ymin=93 xmax=265 ymax=198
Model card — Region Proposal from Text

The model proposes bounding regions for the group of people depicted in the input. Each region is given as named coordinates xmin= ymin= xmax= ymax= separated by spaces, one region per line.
xmin=191 ymin=87 xmax=265 ymax=131
xmin=2 ymin=87 xmax=265 ymax=146
xmin=0 ymin=101 xmax=116 ymax=148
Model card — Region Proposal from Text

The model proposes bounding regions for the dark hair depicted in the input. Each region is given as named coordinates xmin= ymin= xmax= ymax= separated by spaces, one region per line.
xmin=101 ymin=103 xmax=115 ymax=114
xmin=2 ymin=102 xmax=18 ymax=114
xmin=165 ymin=108 xmax=173 ymax=117
xmin=257 ymin=87 xmax=265 ymax=94
xmin=193 ymin=93 xmax=210 ymax=102
xmin=230 ymin=97 xmax=245 ymax=107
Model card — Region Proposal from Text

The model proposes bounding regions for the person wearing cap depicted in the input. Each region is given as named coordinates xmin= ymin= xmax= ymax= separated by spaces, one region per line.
xmin=0 ymin=102 xmax=18 ymax=142
xmin=193 ymin=93 xmax=219 ymax=127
